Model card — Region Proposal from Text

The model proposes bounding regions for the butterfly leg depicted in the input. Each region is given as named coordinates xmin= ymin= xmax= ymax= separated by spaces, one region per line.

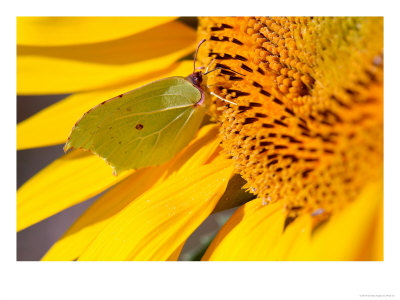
xmin=209 ymin=91 xmax=237 ymax=106
xmin=205 ymin=59 xmax=215 ymax=73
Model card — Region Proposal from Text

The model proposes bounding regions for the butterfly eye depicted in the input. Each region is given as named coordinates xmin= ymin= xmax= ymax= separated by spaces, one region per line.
xmin=194 ymin=71 xmax=203 ymax=86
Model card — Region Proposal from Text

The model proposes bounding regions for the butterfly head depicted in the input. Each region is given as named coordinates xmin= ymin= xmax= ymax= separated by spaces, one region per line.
xmin=187 ymin=71 xmax=203 ymax=87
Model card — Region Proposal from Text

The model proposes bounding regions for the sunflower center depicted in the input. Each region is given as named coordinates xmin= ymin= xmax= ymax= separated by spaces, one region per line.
xmin=197 ymin=17 xmax=383 ymax=218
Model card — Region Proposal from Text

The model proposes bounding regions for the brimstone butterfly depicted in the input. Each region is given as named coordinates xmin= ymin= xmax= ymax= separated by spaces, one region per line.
xmin=64 ymin=39 xmax=238 ymax=175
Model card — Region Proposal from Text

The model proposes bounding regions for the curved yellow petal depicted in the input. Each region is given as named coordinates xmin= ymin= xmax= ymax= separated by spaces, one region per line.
xmin=369 ymin=194 xmax=383 ymax=261
xmin=267 ymin=214 xmax=312 ymax=261
xmin=78 ymin=160 xmax=233 ymax=261
xmin=167 ymin=242 xmax=185 ymax=261
xmin=17 ymin=17 xmax=176 ymax=46
xmin=17 ymin=21 xmax=196 ymax=94
xmin=17 ymin=150 xmax=133 ymax=231
xmin=305 ymin=179 xmax=383 ymax=261
xmin=42 ymin=125 xmax=220 ymax=261
xmin=202 ymin=199 xmax=286 ymax=261
xmin=204 ymin=179 xmax=382 ymax=261
xmin=17 ymin=61 xmax=193 ymax=150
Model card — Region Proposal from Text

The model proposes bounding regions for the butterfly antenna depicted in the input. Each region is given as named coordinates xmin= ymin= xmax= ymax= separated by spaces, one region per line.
xmin=204 ymin=67 xmax=245 ymax=77
xmin=193 ymin=39 xmax=207 ymax=74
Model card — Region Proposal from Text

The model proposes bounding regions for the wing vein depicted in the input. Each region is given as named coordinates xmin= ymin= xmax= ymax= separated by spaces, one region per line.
xmin=91 ymin=90 xmax=195 ymax=143
xmin=112 ymin=103 xmax=193 ymax=122
xmin=117 ymin=107 xmax=192 ymax=149
xmin=167 ymin=108 xmax=196 ymax=154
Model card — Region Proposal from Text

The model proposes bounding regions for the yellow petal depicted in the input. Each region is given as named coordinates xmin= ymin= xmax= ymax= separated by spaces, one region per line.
xmin=17 ymin=61 xmax=193 ymax=150
xmin=78 ymin=161 xmax=233 ymax=261
xmin=42 ymin=166 xmax=168 ymax=261
xmin=369 ymin=195 xmax=383 ymax=260
xmin=202 ymin=199 xmax=286 ymax=261
xmin=167 ymin=242 xmax=185 ymax=261
xmin=204 ymin=180 xmax=382 ymax=261
xmin=267 ymin=214 xmax=312 ymax=260
xmin=306 ymin=179 xmax=383 ymax=261
xmin=17 ymin=21 xmax=196 ymax=94
xmin=17 ymin=150 xmax=132 ymax=231
xmin=42 ymin=125 xmax=220 ymax=261
xmin=17 ymin=17 xmax=176 ymax=46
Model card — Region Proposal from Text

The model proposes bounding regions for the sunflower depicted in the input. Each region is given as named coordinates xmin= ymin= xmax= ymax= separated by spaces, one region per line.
xmin=17 ymin=16 xmax=383 ymax=261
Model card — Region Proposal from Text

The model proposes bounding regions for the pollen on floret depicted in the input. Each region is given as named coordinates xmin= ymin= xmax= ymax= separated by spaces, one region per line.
xmin=197 ymin=17 xmax=383 ymax=220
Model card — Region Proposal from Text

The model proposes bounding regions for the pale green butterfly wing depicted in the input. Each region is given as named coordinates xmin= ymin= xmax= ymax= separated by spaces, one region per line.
xmin=65 ymin=76 xmax=206 ymax=175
